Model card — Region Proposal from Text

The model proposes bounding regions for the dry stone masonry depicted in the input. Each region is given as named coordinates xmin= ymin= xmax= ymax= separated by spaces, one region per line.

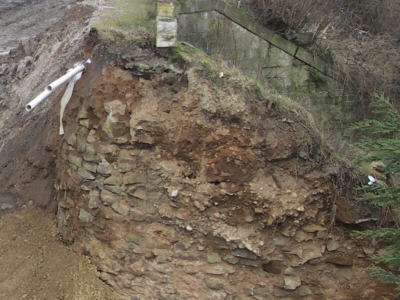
xmin=54 ymin=40 xmax=381 ymax=299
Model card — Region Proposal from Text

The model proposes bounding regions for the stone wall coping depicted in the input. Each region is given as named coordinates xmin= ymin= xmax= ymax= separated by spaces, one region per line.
xmin=176 ymin=0 xmax=333 ymax=78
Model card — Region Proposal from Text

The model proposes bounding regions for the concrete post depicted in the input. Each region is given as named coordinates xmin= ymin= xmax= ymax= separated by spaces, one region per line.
xmin=156 ymin=0 xmax=177 ymax=47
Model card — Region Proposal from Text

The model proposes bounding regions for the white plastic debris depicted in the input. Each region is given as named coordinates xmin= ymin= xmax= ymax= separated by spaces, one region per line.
xmin=171 ymin=189 xmax=179 ymax=197
xmin=368 ymin=175 xmax=376 ymax=186
xmin=59 ymin=72 xmax=82 ymax=135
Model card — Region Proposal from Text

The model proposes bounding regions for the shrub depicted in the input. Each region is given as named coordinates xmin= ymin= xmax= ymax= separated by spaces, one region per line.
xmin=350 ymin=94 xmax=400 ymax=293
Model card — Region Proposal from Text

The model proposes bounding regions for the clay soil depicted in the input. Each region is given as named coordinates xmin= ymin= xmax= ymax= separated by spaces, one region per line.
xmin=0 ymin=206 xmax=115 ymax=299
xmin=0 ymin=1 xmax=117 ymax=299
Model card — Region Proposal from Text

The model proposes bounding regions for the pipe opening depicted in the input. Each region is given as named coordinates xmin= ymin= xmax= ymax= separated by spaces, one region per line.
xmin=25 ymin=105 xmax=32 ymax=111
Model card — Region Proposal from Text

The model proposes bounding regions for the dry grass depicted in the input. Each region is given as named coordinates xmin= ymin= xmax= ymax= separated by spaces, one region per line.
xmin=244 ymin=0 xmax=400 ymax=107
xmin=93 ymin=0 xmax=156 ymax=40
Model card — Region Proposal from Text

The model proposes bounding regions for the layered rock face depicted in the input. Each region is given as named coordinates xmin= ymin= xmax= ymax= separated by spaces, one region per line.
xmin=55 ymin=42 xmax=388 ymax=299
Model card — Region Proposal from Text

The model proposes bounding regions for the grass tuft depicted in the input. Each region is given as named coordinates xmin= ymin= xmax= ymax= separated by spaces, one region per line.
xmin=93 ymin=0 xmax=156 ymax=41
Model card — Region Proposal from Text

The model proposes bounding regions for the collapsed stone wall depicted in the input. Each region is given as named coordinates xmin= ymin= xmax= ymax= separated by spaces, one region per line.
xmin=55 ymin=42 xmax=386 ymax=299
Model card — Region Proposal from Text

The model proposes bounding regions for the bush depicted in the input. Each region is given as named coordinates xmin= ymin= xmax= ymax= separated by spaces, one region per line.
xmin=350 ymin=94 xmax=400 ymax=293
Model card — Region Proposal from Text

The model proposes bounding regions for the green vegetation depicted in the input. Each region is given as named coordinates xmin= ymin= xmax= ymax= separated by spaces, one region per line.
xmin=172 ymin=42 xmax=217 ymax=79
xmin=172 ymin=42 xmax=212 ymax=67
xmin=93 ymin=0 xmax=155 ymax=40
xmin=249 ymin=0 xmax=400 ymax=108
xmin=350 ymin=94 xmax=400 ymax=293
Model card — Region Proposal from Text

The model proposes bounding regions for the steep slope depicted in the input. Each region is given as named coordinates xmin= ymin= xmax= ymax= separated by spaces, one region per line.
xmin=0 ymin=1 xmax=118 ymax=299
xmin=0 ymin=0 xmax=97 ymax=213
xmin=54 ymin=36 xmax=394 ymax=299
xmin=0 ymin=1 xmax=395 ymax=299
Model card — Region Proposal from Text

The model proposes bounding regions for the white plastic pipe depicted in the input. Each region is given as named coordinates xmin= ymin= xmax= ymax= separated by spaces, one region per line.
xmin=25 ymin=88 xmax=52 ymax=111
xmin=47 ymin=64 xmax=85 ymax=91
xmin=25 ymin=59 xmax=91 ymax=111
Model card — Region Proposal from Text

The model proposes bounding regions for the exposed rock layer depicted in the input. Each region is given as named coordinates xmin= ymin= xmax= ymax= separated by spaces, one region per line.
xmin=55 ymin=39 xmax=391 ymax=299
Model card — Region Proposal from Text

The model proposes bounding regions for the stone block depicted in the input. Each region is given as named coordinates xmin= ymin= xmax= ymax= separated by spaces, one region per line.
xmin=203 ymin=264 xmax=235 ymax=275
xmin=101 ymin=189 xmax=117 ymax=205
xmin=77 ymin=106 xmax=88 ymax=119
xmin=197 ymin=0 xmax=215 ymax=12
xmin=78 ymin=209 xmax=93 ymax=223
xmin=87 ymin=129 xmax=98 ymax=143
xmin=207 ymin=252 xmax=222 ymax=264
xmin=204 ymin=277 xmax=223 ymax=290
xmin=222 ymin=5 xmax=250 ymax=29
xmin=104 ymin=184 xmax=125 ymax=194
xmin=66 ymin=133 xmax=77 ymax=146
xmin=67 ymin=153 xmax=82 ymax=167
xmin=79 ymin=119 xmax=90 ymax=128
xmin=111 ymin=202 xmax=130 ymax=216
xmin=156 ymin=17 xmax=177 ymax=48
xmin=325 ymin=254 xmax=353 ymax=266
xmin=83 ymin=161 xmax=97 ymax=173
xmin=97 ymin=144 xmax=118 ymax=154
xmin=284 ymin=276 xmax=301 ymax=290
xmin=83 ymin=152 xmax=99 ymax=163
xmin=128 ymin=187 xmax=147 ymax=201
xmin=123 ymin=172 xmax=147 ymax=185
xmin=77 ymin=168 xmax=95 ymax=180
xmin=76 ymin=134 xmax=87 ymax=153
xmin=269 ymin=34 xmax=297 ymax=56
xmin=97 ymin=160 xmax=112 ymax=175
xmin=157 ymin=1 xmax=174 ymax=17
xmin=214 ymin=1 xmax=226 ymax=13
xmin=104 ymin=173 xmax=123 ymax=185
xmin=232 ymin=249 xmax=258 ymax=260
xmin=223 ymin=254 xmax=239 ymax=265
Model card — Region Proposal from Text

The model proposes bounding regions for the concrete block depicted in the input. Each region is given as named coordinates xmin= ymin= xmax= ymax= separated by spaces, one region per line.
xmin=214 ymin=1 xmax=226 ymax=13
xmin=255 ymin=26 xmax=275 ymax=42
xmin=196 ymin=0 xmax=215 ymax=12
xmin=222 ymin=5 xmax=251 ymax=29
xmin=269 ymin=34 xmax=297 ymax=56
xmin=295 ymin=47 xmax=328 ymax=75
xmin=156 ymin=17 xmax=178 ymax=47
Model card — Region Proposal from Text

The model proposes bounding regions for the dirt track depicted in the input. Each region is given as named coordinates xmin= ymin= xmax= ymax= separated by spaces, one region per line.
xmin=0 ymin=1 xmax=118 ymax=298
xmin=0 ymin=206 xmax=115 ymax=299
xmin=0 ymin=0 xmax=77 ymax=51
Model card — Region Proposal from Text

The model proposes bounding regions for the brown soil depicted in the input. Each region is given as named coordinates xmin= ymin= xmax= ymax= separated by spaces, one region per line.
xmin=0 ymin=1 xmax=397 ymax=299
xmin=0 ymin=206 xmax=116 ymax=299
xmin=0 ymin=1 xmax=117 ymax=299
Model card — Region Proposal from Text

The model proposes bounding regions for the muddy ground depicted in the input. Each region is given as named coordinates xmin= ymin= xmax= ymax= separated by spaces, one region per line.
xmin=0 ymin=0 xmax=397 ymax=299
xmin=0 ymin=0 xmax=118 ymax=298
xmin=0 ymin=206 xmax=115 ymax=299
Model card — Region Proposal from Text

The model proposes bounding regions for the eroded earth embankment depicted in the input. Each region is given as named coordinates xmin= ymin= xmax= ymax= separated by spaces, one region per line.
xmin=54 ymin=35 xmax=394 ymax=299
xmin=0 ymin=1 xmax=116 ymax=299
xmin=0 ymin=0 xmax=396 ymax=299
